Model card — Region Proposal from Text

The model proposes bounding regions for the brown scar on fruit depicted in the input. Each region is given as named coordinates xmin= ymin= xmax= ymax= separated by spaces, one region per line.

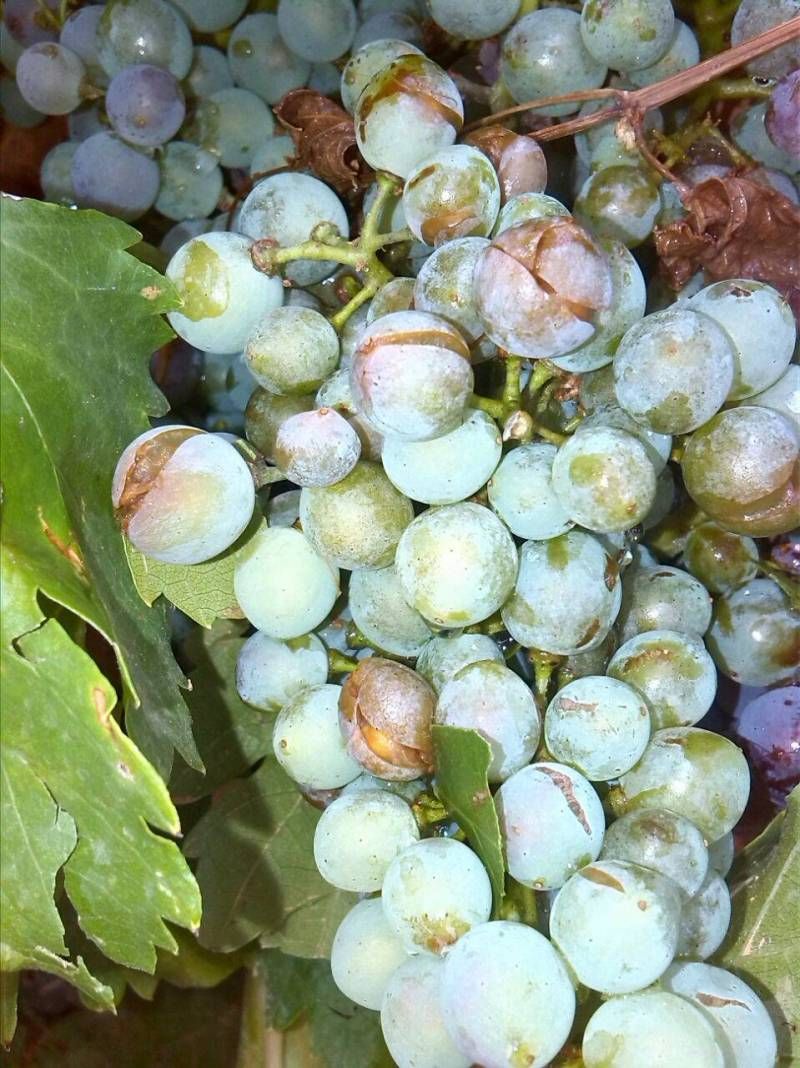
xmin=557 ymin=697 xmax=599 ymax=713
xmin=697 ymin=992 xmax=751 ymax=1010
xmin=39 ymin=511 xmax=86 ymax=576
xmin=537 ymin=765 xmax=592 ymax=834
xmin=581 ymin=866 xmax=625 ymax=892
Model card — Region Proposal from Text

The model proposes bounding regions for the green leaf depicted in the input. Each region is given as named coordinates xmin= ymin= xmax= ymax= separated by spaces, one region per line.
xmin=170 ymin=620 xmax=273 ymax=802
xmin=2 ymin=617 xmax=201 ymax=973
xmin=155 ymin=928 xmax=247 ymax=990
xmin=184 ymin=760 xmax=356 ymax=957
xmin=0 ymin=196 xmax=199 ymax=778
xmin=432 ymin=724 xmax=505 ymax=907
xmin=124 ymin=515 xmax=266 ymax=629
xmin=719 ymin=787 xmax=800 ymax=1065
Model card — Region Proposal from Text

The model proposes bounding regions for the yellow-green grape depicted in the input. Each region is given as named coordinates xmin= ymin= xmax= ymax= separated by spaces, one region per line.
xmin=617 ymin=565 xmax=713 ymax=642
xmin=244 ymin=389 xmax=314 ymax=463
xmin=428 ymin=0 xmax=519 ymax=39
xmin=245 ymin=306 xmax=339 ymax=396
xmin=676 ymin=871 xmax=731 ymax=959
xmin=331 ymin=898 xmax=409 ymax=1011
xmin=488 ymin=442 xmax=574 ymax=541
xmin=340 ymin=37 xmax=422 ymax=114
xmin=274 ymin=407 xmax=361 ymax=487
xmin=706 ymin=578 xmax=800 ymax=686
xmin=580 ymin=0 xmax=675 ymax=72
xmin=745 ymin=365 xmax=800 ymax=432
xmin=493 ymin=191 xmax=570 ymax=234
xmin=272 ymin=683 xmax=360 ymax=789
xmin=414 ymin=237 xmax=490 ymax=342
xmin=575 ymin=166 xmax=662 ymax=248
xmin=627 ymin=20 xmax=700 ymax=86
xmin=683 ymin=521 xmax=760 ymax=595
xmin=416 ymin=634 xmax=503 ymax=695
xmin=349 ymin=564 xmax=433 ymax=658
xmin=367 ymin=278 xmax=416 ymax=323
xmin=577 ymin=405 xmax=671 ymax=472
xmin=601 ymin=808 xmax=708 ymax=897
xmin=381 ymin=956 xmax=470 ymax=1068
xmin=402 ymin=145 xmax=500 ymax=246
xmin=235 ymin=631 xmax=328 ymax=712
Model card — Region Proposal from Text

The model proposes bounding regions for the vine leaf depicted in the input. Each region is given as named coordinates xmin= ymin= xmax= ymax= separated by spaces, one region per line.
xmin=184 ymin=759 xmax=356 ymax=957
xmin=719 ymin=787 xmax=800 ymax=1064
xmin=0 ymin=195 xmax=200 ymax=778
xmin=432 ymin=724 xmax=506 ymax=907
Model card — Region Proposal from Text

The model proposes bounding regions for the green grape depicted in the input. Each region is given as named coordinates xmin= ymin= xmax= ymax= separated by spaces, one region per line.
xmin=580 ymin=363 xmax=617 ymax=412
xmin=545 ymin=676 xmax=651 ymax=782
xmin=249 ymin=134 xmax=294 ymax=177
xmin=402 ymin=145 xmax=500 ymax=246
xmin=1 ymin=77 xmax=44 ymax=127
xmin=395 ymin=503 xmax=518 ymax=627
xmin=235 ymin=631 xmax=328 ymax=712
xmin=551 ymin=425 xmax=658 ymax=533
xmin=300 ymin=461 xmax=413 ymax=570
xmin=582 ymin=991 xmax=724 ymax=1067
xmin=496 ymin=762 xmax=605 ymax=887
xmin=340 ymin=37 xmax=422 ymax=114
xmin=349 ymin=564 xmax=433 ymax=658
xmin=561 ymin=630 xmax=619 ymax=682
xmin=677 ymin=871 xmax=731 ymax=959
xmin=227 ymin=13 xmax=310 ymax=106
xmin=245 ymin=306 xmax=339 ymax=396
xmin=660 ymin=962 xmax=777 ymax=1068
xmin=267 ymin=490 xmax=300 ymax=529
xmin=501 ymin=9 xmax=607 ymax=116
xmin=309 ymin=63 xmax=345 ymax=96
xmin=273 ymin=683 xmax=360 ymax=789
xmin=746 ymin=365 xmax=800 ymax=432
xmin=331 ymin=899 xmax=408 ymax=1012
xmin=314 ymin=789 xmax=419 ymax=891
xmin=488 ymin=442 xmax=574 ymax=541
xmin=352 ymin=10 xmax=424 ymax=51
xmin=613 ymin=308 xmax=736 ymax=434
xmin=172 ymin=0 xmax=246 ymax=33
xmin=580 ymin=0 xmax=675 ymax=71
xmin=706 ymin=578 xmax=799 ymax=687
xmin=314 ymin=369 xmax=384 ymax=462
xmin=429 ymin=0 xmax=519 ymax=39
xmin=683 ymin=521 xmax=760 ymax=596
xmin=185 ymin=45 xmax=233 ymax=99
xmin=440 ymin=921 xmax=576 ymax=1068
xmin=382 ymin=838 xmax=492 ymax=954
xmin=617 ymin=565 xmax=713 ymax=643
xmin=436 ymin=661 xmax=540 ymax=783
xmin=183 ymin=86 xmax=274 ymax=169
xmin=381 ymin=956 xmax=470 ymax=1068
xmin=413 ymin=238 xmax=488 ymax=342
xmin=416 ymin=634 xmax=503 ymax=695
xmin=367 ymin=278 xmax=415 ymax=323
xmin=493 ymin=191 xmax=570 ymax=234
xmin=686 ymin=279 xmax=796 ymax=400
xmin=607 ymin=629 xmax=717 ymax=729
xmin=601 ymin=809 xmax=708 ymax=897
xmin=707 ymin=832 xmax=735 ymax=877
xmin=274 ymin=407 xmax=361 ymax=487
xmin=627 ymin=20 xmax=700 ymax=86
xmin=40 ymin=141 xmax=77 ymax=204
xmin=502 ymin=531 xmax=622 ymax=656
xmin=277 ymin=0 xmax=357 ymax=62
xmin=155 ymin=142 xmax=223 ymax=222
xmin=575 ymin=165 xmax=662 ymax=248
xmin=609 ymin=727 xmax=750 ymax=842
xmin=552 ymin=860 xmax=682 ymax=994
xmin=381 ymin=409 xmax=502 ymax=506
xmin=342 ymin=774 xmax=425 ymax=804
xmin=577 ymin=405 xmax=671 ymax=473
xmin=244 ymin=389 xmax=314 ymax=463
xmin=97 ymin=0 xmax=193 ymax=79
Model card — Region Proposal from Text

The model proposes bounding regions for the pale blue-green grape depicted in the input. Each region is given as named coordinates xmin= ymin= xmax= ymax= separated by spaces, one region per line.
xmin=416 ymin=634 xmax=503 ymax=694
xmin=496 ymin=762 xmax=604 ymax=887
xmin=331 ymin=898 xmax=408 ymax=1011
xmin=1 ymin=78 xmax=43 ymax=125
xmin=382 ymin=838 xmax=492 ymax=954
xmin=239 ymin=172 xmax=349 ymax=286
xmin=440 ymin=921 xmax=576 ymax=1068
xmin=582 ymin=991 xmax=724 ymax=1068
xmin=235 ymin=630 xmax=328 ymax=712
xmin=349 ymin=565 xmax=433 ymax=658
xmin=273 ymin=683 xmax=360 ymax=788
xmin=609 ymin=727 xmax=750 ymax=842
xmin=501 ymin=9 xmax=607 ymax=116
xmin=707 ymin=578 xmax=800 ymax=687
xmin=601 ymin=809 xmax=708 ymax=897
xmin=68 ymin=102 xmax=105 ymax=141
xmin=660 ymin=962 xmax=778 ymax=1068
xmin=234 ymin=526 xmax=339 ymax=638
xmin=156 ymin=142 xmax=222 ymax=221
xmin=437 ymin=661 xmax=540 ymax=783
xmin=707 ymin=833 xmax=735 ymax=877
xmin=731 ymin=0 xmax=800 ymax=79
xmin=249 ymin=134 xmax=295 ymax=177
xmin=677 ymin=872 xmax=731 ymax=959
xmin=184 ymin=87 xmax=274 ymax=168
xmin=747 ymin=364 xmax=800 ymax=431
xmin=608 ymin=630 xmax=717 ymax=730
xmin=40 ymin=141 xmax=77 ymax=204
xmin=300 ymin=461 xmax=413 ymax=570
xmin=573 ymin=103 xmax=666 ymax=164
xmin=402 ymin=145 xmax=500 ymax=246
xmin=545 ymin=676 xmax=650 ymax=782
xmin=355 ymin=55 xmax=463 ymax=179
xmin=342 ymin=773 xmax=425 ymax=803
xmin=106 ymin=63 xmax=185 ymax=147
xmin=429 ymin=0 xmax=519 ymax=38
xmin=552 ymin=425 xmax=657 ymax=533
xmin=72 ymin=132 xmax=161 ymax=220
xmin=351 ymin=11 xmax=424 ymax=51
xmin=267 ymin=489 xmax=300 ymax=528
xmin=413 ymin=237 xmax=488 ymax=342
xmin=683 ymin=522 xmax=760 ymax=596
xmin=314 ymin=789 xmax=419 ymax=891
xmin=184 ymin=45 xmax=233 ymax=100
xmin=307 ymin=61 xmax=339 ymax=94
xmin=656 ymin=179 xmax=686 ymax=225
xmin=350 ymin=311 xmax=473 ymax=441
xmin=340 ymin=37 xmax=422 ymax=113
xmin=686 ymin=279 xmax=796 ymax=400
xmin=581 ymin=0 xmax=675 ymax=71
xmin=396 ymin=503 xmax=518 ymax=628
xmin=586 ymin=129 xmax=642 ymax=172
xmin=732 ymin=99 xmax=800 ymax=174
xmin=551 ymin=860 xmax=682 ymax=993
xmin=488 ymin=442 xmax=574 ymax=541
xmin=275 ymin=408 xmax=361 ymax=487
xmin=97 ymin=0 xmax=193 ymax=79
xmin=381 ymin=956 xmax=470 ymax=1068
xmin=314 ymin=369 xmax=384 ymax=461
xmin=360 ymin=0 xmax=424 ymax=20
xmin=277 ymin=0 xmax=356 ymax=62
xmin=16 ymin=42 xmax=85 ymax=114
xmin=112 ymin=426 xmax=255 ymax=564
xmin=167 ymin=232 xmax=284 ymax=355
xmin=613 ymin=308 xmax=736 ymax=434
xmin=245 ymin=389 xmax=314 ymax=463
xmin=575 ymin=165 xmax=662 ymax=248
xmin=628 ymin=20 xmax=701 ymax=87
xmin=367 ymin=278 xmax=416 ymax=323
xmin=381 ymin=410 xmax=501 ymax=506
xmin=1 ymin=21 xmax=25 ymax=73
xmin=502 ymin=531 xmax=622 ymax=655
xmin=59 ymin=5 xmax=105 ymax=85
xmin=171 ymin=0 xmax=246 ymax=33
xmin=227 ymin=13 xmax=309 ymax=105
xmin=576 ymin=406 xmax=670 ymax=472
xmin=638 ymin=465 xmax=674 ymax=531
xmin=617 ymin=566 xmax=713 ymax=643
xmin=580 ymin=364 xmax=618 ymax=412
xmin=245 ymin=306 xmax=339 ymax=395
xmin=561 ymin=631 xmax=618 ymax=682
xmin=160 ymin=219 xmax=213 ymax=257
xmin=551 ymin=241 xmax=647 ymax=374
xmin=493 ymin=191 xmax=570 ymax=234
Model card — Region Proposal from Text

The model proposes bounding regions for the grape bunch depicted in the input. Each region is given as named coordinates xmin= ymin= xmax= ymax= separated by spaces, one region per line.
xmin=7 ymin=0 xmax=798 ymax=1063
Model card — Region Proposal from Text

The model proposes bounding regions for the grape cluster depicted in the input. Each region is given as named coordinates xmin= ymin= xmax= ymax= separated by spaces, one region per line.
xmin=8 ymin=0 xmax=796 ymax=1063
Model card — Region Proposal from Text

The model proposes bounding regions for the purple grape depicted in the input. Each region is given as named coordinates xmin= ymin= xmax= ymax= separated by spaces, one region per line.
xmin=766 ymin=69 xmax=800 ymax=158
xmin=72 ymin=131 xmax=160 ymax=221
xmin=733 ymin=685 xmax=800 ymax=807
xmin=106 ymin=63 xmax=185 ymax=147
xmin=4 ymin=0 xmax=59 ymax=47
xmin=59 ymin=5 xmax=105 ymax=84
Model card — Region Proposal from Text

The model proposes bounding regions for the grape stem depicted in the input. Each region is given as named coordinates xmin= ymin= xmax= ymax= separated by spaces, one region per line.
xmin=528 ymin=648 xmax=563 ymax=707
xmin=328 ymin=650 xmax=360 ymax=674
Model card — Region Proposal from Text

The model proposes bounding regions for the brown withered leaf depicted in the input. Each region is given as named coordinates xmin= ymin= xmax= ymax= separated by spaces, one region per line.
xmin=274 ymin=89 xmax=373 ymax=196
xmin=655 ymin=175 xmax=800 ymax=319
